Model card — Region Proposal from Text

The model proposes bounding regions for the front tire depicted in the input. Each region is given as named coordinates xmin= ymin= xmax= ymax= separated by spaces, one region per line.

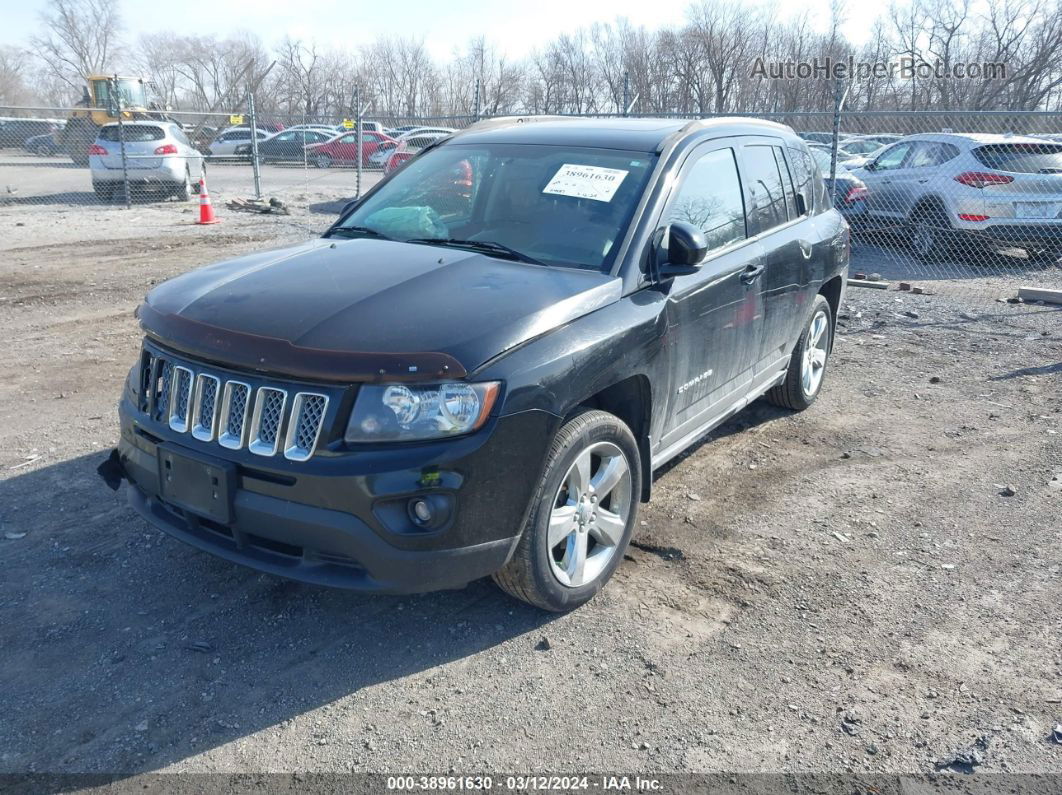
xmin=493 ymin=409 xmax=641 ymax=612
xmin=766 ymin=294 xmax=833 ymax=411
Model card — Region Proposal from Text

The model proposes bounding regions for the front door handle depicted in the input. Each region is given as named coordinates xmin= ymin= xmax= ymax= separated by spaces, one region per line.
xmin=798 ymin=240 xmax=813 ymax=259
xmin=741 ymin=264 xmax=765 ymax=284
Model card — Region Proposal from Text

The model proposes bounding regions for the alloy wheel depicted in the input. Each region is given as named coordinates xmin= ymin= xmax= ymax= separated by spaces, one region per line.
xmin=801 ymin=310 xmax=829 ymax=397
xmin=547 ymin=441 xmax=632 ymax=588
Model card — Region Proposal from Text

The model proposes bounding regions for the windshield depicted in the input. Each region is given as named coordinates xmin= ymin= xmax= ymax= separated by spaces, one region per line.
xmin=334 ymin=143 xmax=657 ymax=271
xmin=93 ymin=78 xmax=149 ymax=110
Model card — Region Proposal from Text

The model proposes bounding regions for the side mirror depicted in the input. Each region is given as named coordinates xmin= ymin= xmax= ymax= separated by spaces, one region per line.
xmin=863 ymin=160 xmax=877 ymax=172
xmin=658 ymin=221 xmax=708 ymax=277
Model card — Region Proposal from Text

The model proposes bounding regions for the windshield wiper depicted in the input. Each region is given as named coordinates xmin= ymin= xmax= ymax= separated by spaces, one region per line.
xmin=329 ymin=225 xmax=392 ymax=241
xmin=406 ymin=238 xmax=543 ymax=265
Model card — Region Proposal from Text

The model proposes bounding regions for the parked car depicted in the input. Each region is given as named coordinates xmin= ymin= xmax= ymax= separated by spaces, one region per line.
xmin=840 ymin=146 xmax=887 ymax=170
xmin=385 ymin=124 xmax=421 ymax=137
xmin=0 ymin=118 xmax=62 ymax=148
xmin=24 ymin=131 xmax=60 ymax=156
xmin=850 ymin=133 xmax=1062 ymax=260
xmin=837 ymin=136 xmax=889 ymax=156
xmin=206 ymin=127 xmax=272 ymax=158
xmin=369 ymin=141 xmax=398 ymax=167
xmin=383 ymin=132 xmax=450 ymax=174
xmin=307 ymin=130 xmax=397 ymax=168
xmin=397 ymin=126 xmax=457 ymax=139
xmin=109 ymin=116 xmax=847 ymax=611
xmin=798 ymin=131 xmax=836 ymax=145
xmin=808 ymin=144 xmax=868 ymax=222
xmin=89 ymin=121 xmax=203 ymax=202
xmin=233 ymin=128 xmax=334 ymax=163
xmin=858 ymin=134 xmax=902 ymax=147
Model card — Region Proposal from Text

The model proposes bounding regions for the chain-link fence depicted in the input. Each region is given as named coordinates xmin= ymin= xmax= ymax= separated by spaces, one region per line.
xmin=1 ymin=103 xmax=1059 ymax=305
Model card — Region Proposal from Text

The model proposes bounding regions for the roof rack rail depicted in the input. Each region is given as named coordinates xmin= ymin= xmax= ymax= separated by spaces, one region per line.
xmin=461 ymin=115 xmax=572 ymax=133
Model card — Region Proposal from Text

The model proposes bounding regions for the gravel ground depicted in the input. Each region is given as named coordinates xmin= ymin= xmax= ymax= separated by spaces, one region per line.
xmin=0 ymin=198 xmax=1060 ymax=781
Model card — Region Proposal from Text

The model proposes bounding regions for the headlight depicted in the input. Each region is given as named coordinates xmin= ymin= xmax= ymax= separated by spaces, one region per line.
xmin=344 ymin=382 xmax=501 ymax=443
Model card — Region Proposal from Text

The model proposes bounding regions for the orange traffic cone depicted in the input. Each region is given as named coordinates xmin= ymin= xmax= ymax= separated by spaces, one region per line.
xmin=196 ymin=176 xmax=219 ymax=225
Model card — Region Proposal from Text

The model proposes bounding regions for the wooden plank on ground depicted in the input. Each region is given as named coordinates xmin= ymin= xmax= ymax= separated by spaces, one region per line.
xmin=848 ymin=278 xmax=891 ymax=290
xmin=1017 ymin=287 xmax=1062 ymax=305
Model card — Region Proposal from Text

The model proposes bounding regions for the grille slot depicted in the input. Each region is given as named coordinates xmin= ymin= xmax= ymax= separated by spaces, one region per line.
xmin=137 ymin=349 xmax=329 ymax=460
xmin=284 ymin=393 xmax=329 ymax=462
xmin=248 ymin=387 xmax=288 ymax=457
xmin=168 ymin=366 xmax=194 ymax=432
xmin=154 ymin=360 xmax=174 ymax=422
xmin=218 ymin=381 xmax=251 ymax=450
xmin=191 ymin=374 xmax=220 ymax=441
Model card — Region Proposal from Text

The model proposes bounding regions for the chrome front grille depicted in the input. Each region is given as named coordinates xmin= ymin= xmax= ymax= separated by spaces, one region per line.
xmin=285 ymin=393 xmax=328 ymax=462
xmin=248 ymin=387 xmax=287 ymax=457
xmin=140 ymin=349 xmax=330 ymax=461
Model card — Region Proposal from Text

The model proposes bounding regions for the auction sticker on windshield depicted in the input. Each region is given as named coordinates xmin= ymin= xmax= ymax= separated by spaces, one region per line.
xmin=543 ymin=164 xmax=628 ymax=202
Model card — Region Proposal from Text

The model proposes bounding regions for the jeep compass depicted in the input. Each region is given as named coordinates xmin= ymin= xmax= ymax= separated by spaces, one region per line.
xmin=111 ymin=117 xmax=849 ymax=611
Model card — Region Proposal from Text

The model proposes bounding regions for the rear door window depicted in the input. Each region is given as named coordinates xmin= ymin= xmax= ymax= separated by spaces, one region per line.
xmin=99 ymin=125 xmax=164 ymax=143
xmin=667 ymin=147 xmax=746 ymax=252
xmin=973 ymin=143 xmax=1062 ymax=174
xmin=742 ymin=144 xmax=790 ymax=232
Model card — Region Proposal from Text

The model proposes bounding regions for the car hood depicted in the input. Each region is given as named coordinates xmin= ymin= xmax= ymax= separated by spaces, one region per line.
xmin=140 ymin=237 xmax=621 ymax=383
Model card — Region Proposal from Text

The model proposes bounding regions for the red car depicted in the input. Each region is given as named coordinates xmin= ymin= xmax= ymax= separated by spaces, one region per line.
xmin=383 ymin=132 xmax=451 ymax=175
xmin=308 ymin=130 xmax=395 ymax=168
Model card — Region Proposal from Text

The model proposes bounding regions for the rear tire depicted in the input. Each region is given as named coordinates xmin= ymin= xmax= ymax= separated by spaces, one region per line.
xmin=315 ymin=153 xmax=333 ymax=169
xmin=908 ymin=203 xmax=954 ymax=262
xmin=174 ymin=168 xmax=192 ymax=201
xmin=766 ymin=294 xmax=833 ymax=412
xmin=492 ymin=409 xmax=641 ymax=612
xmin=92 ymin=182 xmax=112 ymax=202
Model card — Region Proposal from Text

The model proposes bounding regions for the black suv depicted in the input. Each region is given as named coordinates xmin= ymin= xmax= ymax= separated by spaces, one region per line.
xmin=113 ymin=117 xmax=848 ymax=611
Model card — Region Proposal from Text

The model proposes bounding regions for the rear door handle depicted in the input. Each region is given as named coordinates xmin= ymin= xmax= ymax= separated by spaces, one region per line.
xmin=741 ymin=264 xmax=765 ymax=284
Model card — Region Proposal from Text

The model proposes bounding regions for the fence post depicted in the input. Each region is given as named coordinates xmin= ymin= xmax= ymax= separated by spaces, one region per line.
xmin=354 ymin=85 xmax=362 ymax=200
xmin=473 ymin=78 xmax=482 ymax=121
xmin=829 ymin=77 xmax=850 ymax=207
xmin=623 ymin=72 xmax=630 ymax=117
xmin=112 ymin=76 xmax=131 ymax=209
xmin=248 ymin=92 xmax=262 ymax=200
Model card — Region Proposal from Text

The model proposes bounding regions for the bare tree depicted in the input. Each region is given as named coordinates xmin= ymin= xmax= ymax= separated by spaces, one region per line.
xmin=31 ymin=0 xmax=122 ymax=94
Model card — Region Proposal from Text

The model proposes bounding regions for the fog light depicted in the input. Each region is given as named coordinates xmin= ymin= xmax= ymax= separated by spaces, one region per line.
xmin=409 ymin=498 xmax=434 ymax=526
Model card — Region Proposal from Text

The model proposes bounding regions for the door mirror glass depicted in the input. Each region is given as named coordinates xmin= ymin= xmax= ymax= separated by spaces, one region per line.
xmin=795 ymin=192 xmax=808 ymax=216
xmin=659 ymin=221 xmax=708 ymax=277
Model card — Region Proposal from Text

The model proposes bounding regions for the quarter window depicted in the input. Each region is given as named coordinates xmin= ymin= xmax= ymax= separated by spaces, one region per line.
xmin=667 ymin=148 xmax=747 ymax=252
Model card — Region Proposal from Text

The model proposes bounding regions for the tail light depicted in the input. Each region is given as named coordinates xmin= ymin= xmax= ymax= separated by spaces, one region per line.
xmin=954 ymin=171 xmax=1013 ymax=189
xmin=154 ymin=143 xmax=178 ymax=155
xmin=88 ymin=144 xmax=107 ymax=155
xmin=844 ymin=185 xmax=868 ymax=203
xmin=957 ymin=213 xmax=990 ymax=222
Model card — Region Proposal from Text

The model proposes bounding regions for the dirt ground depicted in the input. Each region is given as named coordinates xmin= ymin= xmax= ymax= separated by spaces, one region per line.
xmin=0 ymin=198 xmax=1060 ymax=782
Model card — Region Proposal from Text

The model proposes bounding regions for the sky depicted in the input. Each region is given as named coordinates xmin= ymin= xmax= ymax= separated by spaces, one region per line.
xmin=3 ymin=0 xmax=882 ymax=61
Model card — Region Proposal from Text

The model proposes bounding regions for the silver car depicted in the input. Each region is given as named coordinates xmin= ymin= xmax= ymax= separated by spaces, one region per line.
xmin=852 ymin=132 xmax=1062 ymax=260
xmin=90 ymin=121 xmax=203 ymax=202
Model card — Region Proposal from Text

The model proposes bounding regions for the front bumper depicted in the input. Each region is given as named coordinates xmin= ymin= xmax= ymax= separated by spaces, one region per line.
xmin=117 ymin=397 xmax=558 ymax=593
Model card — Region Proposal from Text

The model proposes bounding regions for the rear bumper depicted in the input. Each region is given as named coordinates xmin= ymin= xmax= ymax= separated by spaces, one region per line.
xmin=979 ymin=222 xmax=1062 ymax=248
xmin=116 ymin=397 xmax=556 ymax=593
